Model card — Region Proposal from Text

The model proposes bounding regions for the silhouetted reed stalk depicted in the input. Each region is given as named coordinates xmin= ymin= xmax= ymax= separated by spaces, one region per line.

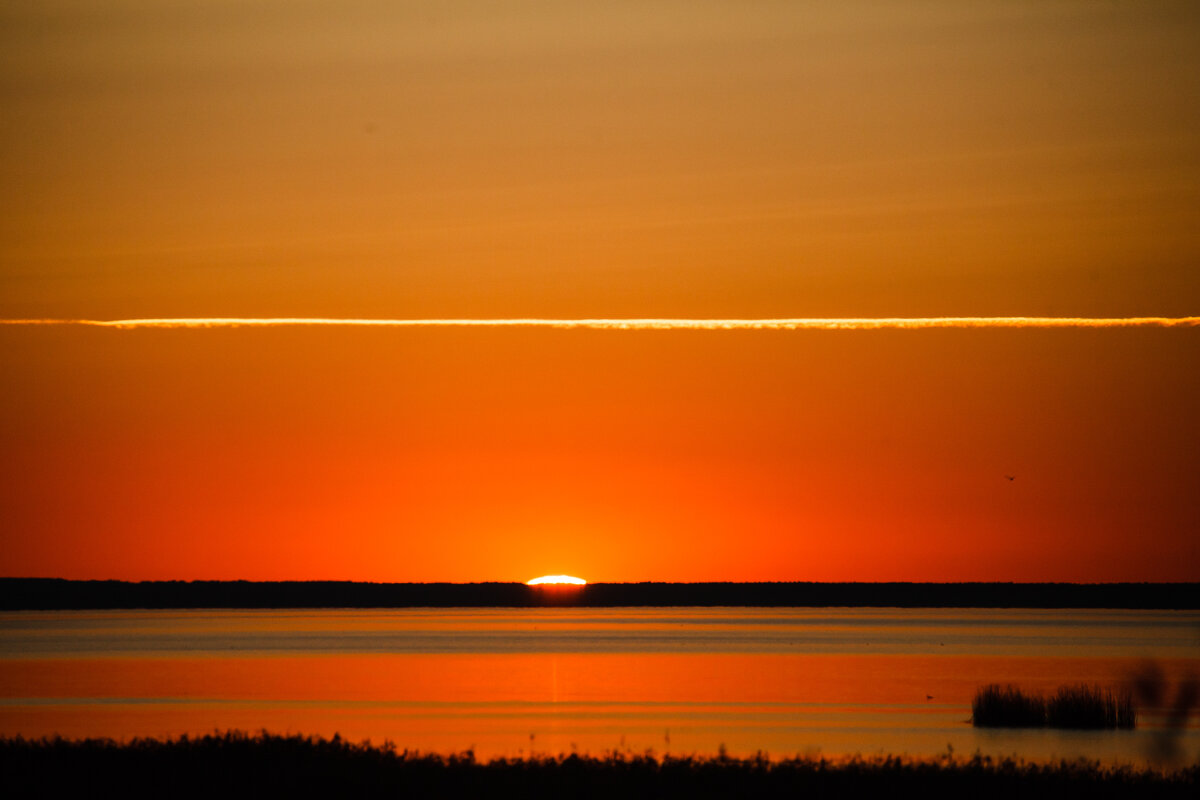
xmin=973 ymin=684 xmax=1135 ymax=729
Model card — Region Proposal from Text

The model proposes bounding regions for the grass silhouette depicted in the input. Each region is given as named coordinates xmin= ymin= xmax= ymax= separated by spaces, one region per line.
xmin=973 ymin=684 xmax=1136 ymax=729
xmin=1 ymin=731 xmax=1194 ymax=799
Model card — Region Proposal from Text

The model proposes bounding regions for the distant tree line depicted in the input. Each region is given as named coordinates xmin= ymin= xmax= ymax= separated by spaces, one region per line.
xmin=1 ymin=578 xmax=1196 ymax=610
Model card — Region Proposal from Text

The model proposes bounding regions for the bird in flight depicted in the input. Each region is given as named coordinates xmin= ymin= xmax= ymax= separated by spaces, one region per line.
xmin=1005 ymin=475 xmax=1016 ymax=481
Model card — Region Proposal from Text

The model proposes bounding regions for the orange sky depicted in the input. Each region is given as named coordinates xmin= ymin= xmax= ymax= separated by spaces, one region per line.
xmin=1 ymin=2 xmax=1198 ymax=581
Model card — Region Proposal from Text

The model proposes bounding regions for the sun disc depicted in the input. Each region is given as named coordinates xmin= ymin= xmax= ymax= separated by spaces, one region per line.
xmin=527 ymin=575 xmax=587 ymax=586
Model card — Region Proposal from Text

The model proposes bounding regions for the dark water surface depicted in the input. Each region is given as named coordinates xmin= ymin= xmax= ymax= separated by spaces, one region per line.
xmin=2 ymin=608 xmax=1197 ymax=764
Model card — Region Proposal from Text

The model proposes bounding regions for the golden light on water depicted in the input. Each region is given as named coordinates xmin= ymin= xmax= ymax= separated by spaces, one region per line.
xmin=527 ymin=575 xmax=587 ymax=586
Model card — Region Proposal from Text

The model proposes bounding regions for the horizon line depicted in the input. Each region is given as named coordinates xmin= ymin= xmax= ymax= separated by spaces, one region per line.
xmin=2 ymin=316 xmax=1199 ymax=330
xmin=4 ymin=577 xmax=1197 ymax=585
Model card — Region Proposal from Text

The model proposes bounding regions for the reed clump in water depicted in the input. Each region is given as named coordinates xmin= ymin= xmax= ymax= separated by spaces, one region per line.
xmin=1047 ymin=685 xmax=1136 ymax=729
xmin=972 ymin=684 xmax=1135 ymax=729
xmin=972 ymin=685 xmax=1046 ymax=727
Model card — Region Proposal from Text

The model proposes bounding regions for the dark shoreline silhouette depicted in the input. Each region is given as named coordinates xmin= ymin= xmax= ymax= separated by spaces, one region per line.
xmin=1 ymin=578 xmax=1196 ymax=610
xmin=1 ymin=732 xmax=1195 ymax=799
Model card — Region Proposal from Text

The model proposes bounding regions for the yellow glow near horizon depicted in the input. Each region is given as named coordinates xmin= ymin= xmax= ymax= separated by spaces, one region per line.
xmin=527 ymin=575 xmax=587 ymax=586
xmin=1 ymin=317 xmax=1198 ymax=330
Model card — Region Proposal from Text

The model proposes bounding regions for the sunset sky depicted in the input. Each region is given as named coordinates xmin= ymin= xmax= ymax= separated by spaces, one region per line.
xmin=2 ymin=2 xmax=1198 ymax=582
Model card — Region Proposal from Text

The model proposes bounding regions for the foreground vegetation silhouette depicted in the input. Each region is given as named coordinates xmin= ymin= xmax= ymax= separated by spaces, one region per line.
xmin=973 ymin=684 xmax=1136 ymax=729
xmin=2 ymin=732 xmax=1195 ymax=799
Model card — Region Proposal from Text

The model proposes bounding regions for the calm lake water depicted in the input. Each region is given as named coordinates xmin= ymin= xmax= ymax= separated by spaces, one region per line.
xmin=1 ymin=608 xmax=1197 ymax=765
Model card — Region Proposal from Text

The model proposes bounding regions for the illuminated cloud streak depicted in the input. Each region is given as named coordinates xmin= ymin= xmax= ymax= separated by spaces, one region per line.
xmin=1 ymin=317 xmax=1198 ymax=330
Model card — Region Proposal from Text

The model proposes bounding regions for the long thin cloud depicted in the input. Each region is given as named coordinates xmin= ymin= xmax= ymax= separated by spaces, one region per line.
xmin=1 ymin=317 xmax=1198 ymax=330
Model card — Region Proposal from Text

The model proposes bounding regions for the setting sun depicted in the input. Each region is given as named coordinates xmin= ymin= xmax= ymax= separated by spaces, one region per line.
xmin=527 ymin=575 xmax=587 ymax=586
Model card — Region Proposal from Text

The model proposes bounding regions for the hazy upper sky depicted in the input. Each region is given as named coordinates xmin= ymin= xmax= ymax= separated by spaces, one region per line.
xmin=1 ymin=2 xmax=1197 ymax=581
xmin=4 ymin=0 xmax=1199 ymax=319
